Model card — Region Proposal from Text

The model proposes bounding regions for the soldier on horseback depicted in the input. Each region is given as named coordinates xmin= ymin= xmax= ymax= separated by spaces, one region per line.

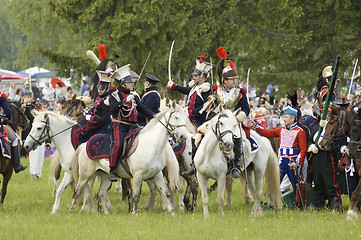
xmin=108 ymin=64 xmax=155 ymax=182
xmin=0 ymin=90 xmax=27 ymax=173
xmin=71 ymin=70 xmax=113 ymax=149
xmin=167 ymin=55 xmax=213 ymax=177
xmin=191 ymin=46 xmax=250 ymax=178
xmin=137 ymin=73 xmax=161 ymax=127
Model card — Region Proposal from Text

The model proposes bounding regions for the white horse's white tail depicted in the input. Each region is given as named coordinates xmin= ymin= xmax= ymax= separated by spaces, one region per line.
xmin=264 ymin=144 xmax=282 ymax=209
xmin=165 ymin=146 xmax=179 ymax=191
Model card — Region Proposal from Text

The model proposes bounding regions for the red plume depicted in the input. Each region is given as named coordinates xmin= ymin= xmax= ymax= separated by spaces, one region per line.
xmin=97 ymin=44 xmax=107 ymax=61
xmin=216 ymin=46 xmax=227 ymax=59
xmin=230 ymin=61 xmax=235 ymax=70
xmin=199 ymin=54 xmax=206 ymax=61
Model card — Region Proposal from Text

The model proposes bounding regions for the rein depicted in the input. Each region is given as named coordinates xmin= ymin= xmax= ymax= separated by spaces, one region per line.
xmin=159 ymin=110 xmax=186 ymax=139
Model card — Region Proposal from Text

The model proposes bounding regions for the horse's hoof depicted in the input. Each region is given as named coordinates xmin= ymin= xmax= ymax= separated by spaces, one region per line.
xmin=346 ymin=210 xmax=358 ymax=220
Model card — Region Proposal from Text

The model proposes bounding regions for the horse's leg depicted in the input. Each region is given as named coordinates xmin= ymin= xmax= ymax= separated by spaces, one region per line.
xmin=197 ymin=172 xmax=210 ymax=218
xmin=53 ymin=166 xmax=61 ymax=196
xmin=217 ymin=175 xmax=226 ymax=216
xmin=51 ymin=172 xmax=73 ymax=214
xmin=115 ymin=179 xmax=122 ymax=193
xmin=178 ymin=177 xmax=185 ymax=210
xmin=225 ymin=176 xmax=232 ymax=205
xmin=150 ymin=172 xmax=174 ymax=214
xmin=145 ymin=180 xmax=157 ymax=211
xmin=69 ymin=172 xmax=93 ymax=213
xmin=190 ymin=174 xmax=198 ymax=212
xmin=0 ymin=168 xmax=12 ymax=204
xmin=183 ymin=179 xmax=191 ymax=211
xmin=96 ymin=171 xmax=112 ymax=214
xmin=347 ymin=168 xmax=361 ymax=220
xmin=131 ymin=173 xmax=143 ymax=215
xmin=252 ymin=167 xmax=265 ymax=217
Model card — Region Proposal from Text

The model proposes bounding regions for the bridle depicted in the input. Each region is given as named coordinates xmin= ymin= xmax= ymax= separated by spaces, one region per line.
xmin=28 ymin=117 xmax=76 ymax=148
xmin=321 ymin=109 xmax=346 ymax=144
xmin=212 ymin=113 xmax=235 ymax=152
xmin=159 ymin=110 xmax=186 ymax=140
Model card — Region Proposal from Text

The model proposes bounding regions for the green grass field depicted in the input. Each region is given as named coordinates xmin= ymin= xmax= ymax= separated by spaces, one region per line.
xmin=0 ymin=157 xmax=360 ymax=240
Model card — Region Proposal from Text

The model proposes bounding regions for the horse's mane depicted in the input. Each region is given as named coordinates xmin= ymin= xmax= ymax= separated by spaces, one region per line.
xmin=141 ymin=110 xmax=167 ymax=132
xmin=35 ymin=111 xmax=77 ymax=126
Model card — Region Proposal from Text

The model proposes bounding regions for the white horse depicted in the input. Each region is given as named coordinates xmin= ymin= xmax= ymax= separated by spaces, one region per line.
xmin=195 ymin=108 xmax=282 ymax=218
xmin=23 ymin=111 xmax=77 ymax=214
xmin=70 ymin=102 xmax=187 ymax=214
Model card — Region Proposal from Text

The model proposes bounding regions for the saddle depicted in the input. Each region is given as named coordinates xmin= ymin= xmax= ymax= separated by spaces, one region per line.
xmin=0 ymin=126 xmax=11 ymax=159
xmin=120 ymin=127 xmax=141 ymax=159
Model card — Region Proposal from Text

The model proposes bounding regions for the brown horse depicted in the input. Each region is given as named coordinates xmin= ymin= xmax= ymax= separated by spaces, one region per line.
xmin=59 ymin=95 xmax=87 ymax=123
xmin=0 ymin=145 xmax=14 ymax=204
xmin=345 ymin=107 xmax=361 ymax=220
xmin=317 ymin=105 xmax=361 ymax=219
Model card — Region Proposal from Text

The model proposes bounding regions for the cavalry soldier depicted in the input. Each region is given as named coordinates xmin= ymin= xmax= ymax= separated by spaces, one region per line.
xmin=185 ymin=47 xmax=250 ymax=178
xmin=137 ymin=73 xmax=161 ymax=127
xmin=71 ymin=70 xmax=112 ymax=149
xmin=249 ymin=105 xmax=307 ymax=194
xmin=167 ymin=55 xmax=213 ymax=128
xmin=108 ymin=64 xmax=155 ymax=182
xmin=313 ymin=65 xmax=335 ymax=117
xmin=167 ymin=55 xmax=213 ymax=177
xmin=0 ymin=90 xmax=27 ymax=173
xmin=307 ymin=65 xmax=343 ymax=212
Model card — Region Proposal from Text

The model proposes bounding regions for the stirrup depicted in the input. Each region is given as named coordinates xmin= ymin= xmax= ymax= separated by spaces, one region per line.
xmin=181 ymin=166 xmax=196 ymax=177
xmin=14 ymin=165 xmax=27 ymax=173
xmin=109 ymin=172 xmax=119 ymax=182
xmin=231 ymin=168 xmax=240 ymax=179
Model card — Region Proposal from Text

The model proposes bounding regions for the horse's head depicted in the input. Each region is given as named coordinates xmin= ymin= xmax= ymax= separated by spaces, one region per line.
xmin=9 ymin=102 xmax=29 ymax=129
xmin=23 ymin=112 xmax=51 ymax=151
xmin=160 ymin=100 xmax=188 ymax=143
xmin=318 ymin=106 xmax=344 ymax=150
xmin=349 ymin=108 xmax=361 ymax=159
xmin=213 ymin=107 xmax=240 ymax=154
xmin=60 ymin=96 xmax=86 ymax=123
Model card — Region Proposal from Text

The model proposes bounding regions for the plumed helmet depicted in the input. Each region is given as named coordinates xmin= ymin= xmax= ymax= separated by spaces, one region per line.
xmin=215 ymin=46 xmax=237 ymax=83
xmin=191 ymin=55 xmax=213 ymax=77
xmin=322 ymin=66 xmax=333 ymax=79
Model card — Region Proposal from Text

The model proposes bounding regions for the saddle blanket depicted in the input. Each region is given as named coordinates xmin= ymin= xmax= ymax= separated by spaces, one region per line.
xmin=86 ymin=134 xmax=111 ymax=160
xmin=0 ymin=127 xmax=10 ymax=159
xmin=168 ymin=135 xmax=186 ymax=155
xmin=86 ymin=129 xmax=140 ymax=160
xmin=250 ymin=136 xmax=259 ymax=154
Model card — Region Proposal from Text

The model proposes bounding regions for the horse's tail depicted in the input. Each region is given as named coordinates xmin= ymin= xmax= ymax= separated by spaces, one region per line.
xmin=265 ymin=142 xmax=283 ymax=209
xmin=165 ymin=146 xmax=179 ymax=191
xmin=49 ymin=150 xmax=62 ymax=183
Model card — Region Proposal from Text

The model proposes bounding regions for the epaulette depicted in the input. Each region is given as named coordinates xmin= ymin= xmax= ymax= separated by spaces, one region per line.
xmin=103 ymin=95 xmax=110 ymax=106
xmin=240 ymin=87 xmax=247 ymax=94
xmin=111 ymin=90 xmax=121 ymax=102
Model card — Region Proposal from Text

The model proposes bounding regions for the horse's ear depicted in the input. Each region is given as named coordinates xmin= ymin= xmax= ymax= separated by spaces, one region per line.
xmin=233 ymin=108 xmax=242 ymax=117
xmin=219 ymin=104 xmax=224 ymax=113
xmin=171 ymin=99 xmax=176 ymax=109
xmin=71 ymin=94 xmax=76 ymax=102
xmin=81 ymin=101 xmax=86 ymax=108
xmin=32 ymin=111 xmax=39 ymax=117
xmin=165 ymin=97 xmax=170 ymax=106
xmin=44 ymin=112 xmax=49 ymax=120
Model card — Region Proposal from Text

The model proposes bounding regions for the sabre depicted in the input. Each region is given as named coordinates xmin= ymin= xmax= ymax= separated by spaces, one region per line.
xmin=347 ymin=58 xmax=358 ymax=100
xmin=294 ymin=168 xmax=305 ymax=210
xmin=210 ymin=57 xmax=214 ymax=86
xmin=246 ymin=68 xmax=251 ymax=103
xmin=135 ymin=51 xmax=152 ymax=89
xmin=168 ymin=40 xmax=175 ymax=83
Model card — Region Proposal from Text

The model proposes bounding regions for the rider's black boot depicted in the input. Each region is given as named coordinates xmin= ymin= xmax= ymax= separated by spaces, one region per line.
xmin=231 ymin=137 xmax=241 ymax=179
xmin=181 ymin=138 xmax=197 ymax=177
xmin=109 ymin=167 xmax=119 ymax=182
xmin=12 ymin=145 xmax=27 ymax=173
